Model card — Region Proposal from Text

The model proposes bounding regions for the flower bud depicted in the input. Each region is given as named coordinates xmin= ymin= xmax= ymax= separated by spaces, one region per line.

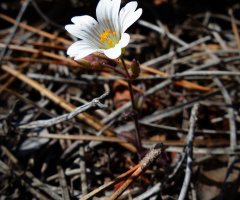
xmin=76 ymin=58 xmax=92 ymax=68
xmin=75 ymin=55 xmax=103 ymax=69
xmin=134 ymin=93 xmax=145 ymax=112
xmin=91 ymin=61 xmax=103 ymax=69
xmin=84 ymin=55 xmax=96 ymax=62
xmin=130 ymin=59 xmax=140 ymax=79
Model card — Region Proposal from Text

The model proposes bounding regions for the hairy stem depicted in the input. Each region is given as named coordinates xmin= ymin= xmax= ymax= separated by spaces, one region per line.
xmin=120 ymin=56 xmax=142 ymax=153
xmin=102 ymin=62 xmax=128 ymax=78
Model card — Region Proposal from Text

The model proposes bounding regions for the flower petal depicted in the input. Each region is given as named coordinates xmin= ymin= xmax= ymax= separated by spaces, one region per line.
xmin=104 ymin=45 xmax=122 ymax=59
xmin=103 ymin=33 xmax=130 ymax=59
xmin=67 ymin=41 xmax=96 ymax=59
xmin=119 ymin=1 xmax=142 ymax=33
xmin=65 ymin=24 xmax=103 ymax=48
xmin=71 ymin=16 xmax=103 ymax=40
xmin=67 ymin=41 xmax=89 ymax=55
xmin=65 ymin=25 xmax=84 ymax=41
xmin=108 ymin=0 xmax=121 ymax=33
xmin=71 ymin=15 xmax=98 ymax=27
xmin=119 ymin=1 xmax=137 ymax=28
xmin=118 ymin=33 xmax=130 ymax=48
xmin=121 ymin=8 xmax=142 ymax=33
xmin=96 ymin=0 xmax=111 ymax=31
xmin=74 ymin=48 xmax=96 ymax=61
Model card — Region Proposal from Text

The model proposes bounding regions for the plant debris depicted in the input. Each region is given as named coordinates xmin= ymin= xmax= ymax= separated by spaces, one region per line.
xmin=1 ymin=0 xmax=240 ymax=199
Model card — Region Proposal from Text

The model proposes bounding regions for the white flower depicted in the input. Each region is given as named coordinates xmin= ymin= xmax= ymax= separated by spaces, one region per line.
xmin=65 ymin=0 xmax=142 ymax=60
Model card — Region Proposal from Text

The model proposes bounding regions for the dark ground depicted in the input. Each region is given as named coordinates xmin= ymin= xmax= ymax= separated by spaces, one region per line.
xmin=0 ymin=0 xmax=240 ymax=199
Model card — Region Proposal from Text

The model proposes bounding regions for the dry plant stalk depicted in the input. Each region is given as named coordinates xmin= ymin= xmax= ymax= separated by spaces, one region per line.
xmin=80 ymin=143 xmax=166 ymax=200
xmin=2 ymin=64 xmax=136 ymax=153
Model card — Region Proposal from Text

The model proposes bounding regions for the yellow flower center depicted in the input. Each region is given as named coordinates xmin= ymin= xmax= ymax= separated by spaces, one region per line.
xmin=100 ymin=29 xmax=117 ymax=45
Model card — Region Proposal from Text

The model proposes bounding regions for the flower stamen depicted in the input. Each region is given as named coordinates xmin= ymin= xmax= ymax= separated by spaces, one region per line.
xmin=100 ymin=29 xmax=116 ymax=43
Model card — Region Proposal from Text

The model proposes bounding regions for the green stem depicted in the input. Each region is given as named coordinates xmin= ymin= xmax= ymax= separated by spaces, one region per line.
xmin=120 ymin=56 xmax=142 ymax=153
